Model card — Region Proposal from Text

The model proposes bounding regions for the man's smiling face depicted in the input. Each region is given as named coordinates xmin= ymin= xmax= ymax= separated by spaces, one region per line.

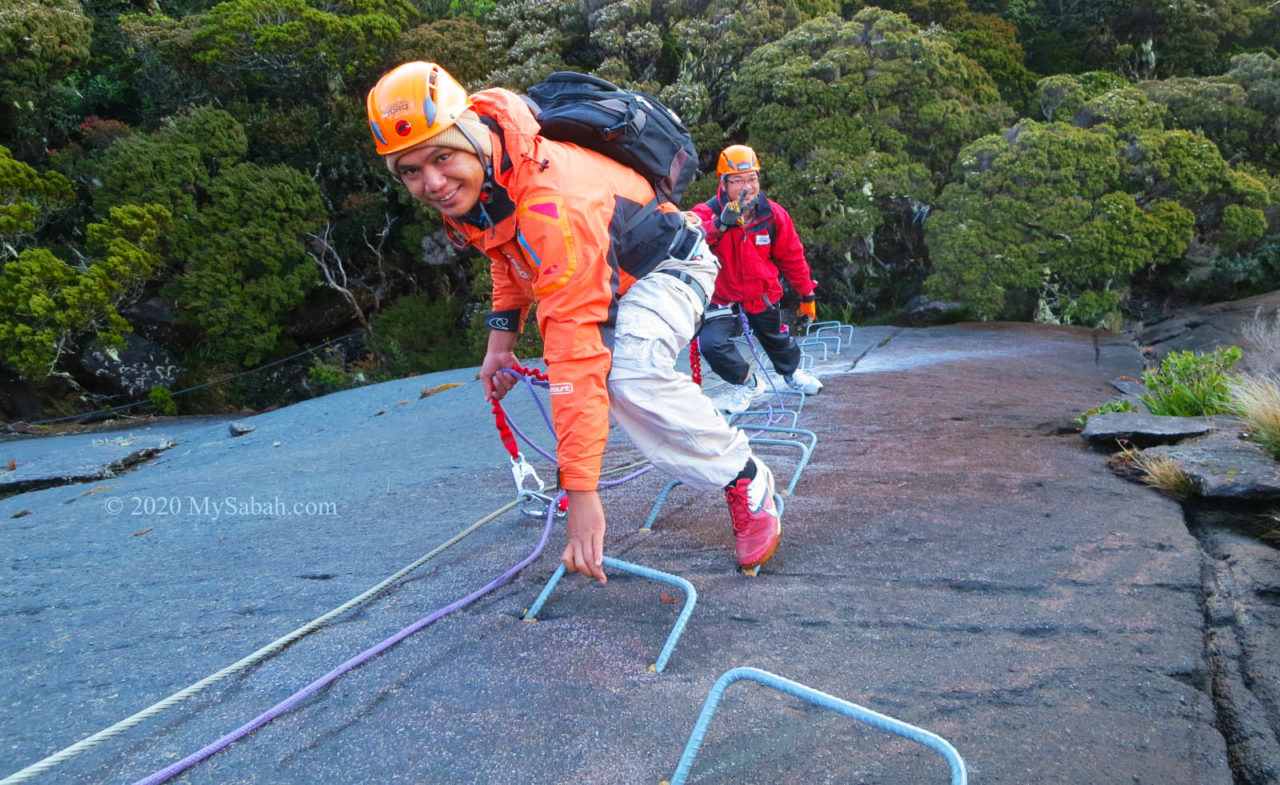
xmin=395 ymin=144 xmax=485 ymax=218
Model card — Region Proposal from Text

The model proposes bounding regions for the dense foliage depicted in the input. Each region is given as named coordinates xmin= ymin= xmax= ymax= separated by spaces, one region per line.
xmin=0 ymin=0 xmax=1277 ymax=416
xmin=1140 ymin=346 xmax=1243 ymax=417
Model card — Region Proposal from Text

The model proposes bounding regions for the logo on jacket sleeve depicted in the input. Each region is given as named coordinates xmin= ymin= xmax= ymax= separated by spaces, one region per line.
xmin=515 ymin=196 xmax=578 ymax=298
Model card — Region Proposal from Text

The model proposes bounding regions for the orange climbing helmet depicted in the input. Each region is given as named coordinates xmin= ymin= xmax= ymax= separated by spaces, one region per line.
xmin=366 ymin=61 xmax=471 ymax=157
xmin=716 ymin=144 xmax=761 ymax=177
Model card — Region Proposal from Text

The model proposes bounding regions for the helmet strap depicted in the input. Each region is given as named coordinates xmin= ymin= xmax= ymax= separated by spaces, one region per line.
xmin=454 ymin=119 xmax=497 ymax=204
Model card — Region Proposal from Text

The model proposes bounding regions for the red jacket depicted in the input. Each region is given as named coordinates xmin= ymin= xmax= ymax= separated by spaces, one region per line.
xmin=443 ymin=88 xmax=686 ymax=491
xmin=692 ymin=191 xmax=814 ymax=313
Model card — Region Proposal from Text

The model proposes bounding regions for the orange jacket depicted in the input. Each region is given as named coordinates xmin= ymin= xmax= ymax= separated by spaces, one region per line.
xmin=444 ymin=88 xmax=686 ymax=491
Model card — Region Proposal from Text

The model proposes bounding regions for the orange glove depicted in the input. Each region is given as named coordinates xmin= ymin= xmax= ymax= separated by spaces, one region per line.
xmin=798 ymin=299 xmax=816 ymax=322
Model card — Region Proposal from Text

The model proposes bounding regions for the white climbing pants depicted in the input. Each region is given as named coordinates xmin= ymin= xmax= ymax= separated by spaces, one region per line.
xmin=607 ymin=236 xmax=753 ymax=492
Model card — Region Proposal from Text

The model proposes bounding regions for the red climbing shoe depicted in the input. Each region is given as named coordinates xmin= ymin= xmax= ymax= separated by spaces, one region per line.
xmin=724 ymin=458 xmax=781 ymax=569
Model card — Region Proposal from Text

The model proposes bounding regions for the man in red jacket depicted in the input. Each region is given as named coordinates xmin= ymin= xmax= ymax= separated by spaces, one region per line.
xmin=366 ymin=62 xmax=783 ymax=576
xmin=692 ymin=145 xmax=823 ymax=414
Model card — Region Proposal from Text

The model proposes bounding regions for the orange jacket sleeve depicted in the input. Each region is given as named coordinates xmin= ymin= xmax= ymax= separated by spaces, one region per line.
xmin=487 ymin=247 xmax=534 ymax=332
xmin=516 ymin=189 xmax=618 ymax=491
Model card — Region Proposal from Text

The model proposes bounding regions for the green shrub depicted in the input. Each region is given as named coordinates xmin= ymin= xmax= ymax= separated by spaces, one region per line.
xmin=1222 ymin=204 xmax=1267 ymax=244
xmin=368 ymin=293 xmax=486 ymax=376
xmin=148 ymin=385 xmax=178 ymax=416
xmin=1178 ymin=234 xmax=1280 ymax=302
xmin=307 ymin=347 xmax=351 ymax=393
xmin=1140 ymin=346 xmax=1242 ymax=417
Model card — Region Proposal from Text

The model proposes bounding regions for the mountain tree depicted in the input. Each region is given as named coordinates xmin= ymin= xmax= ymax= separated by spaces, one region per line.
xmin=0 ymin=0 xmax=94 ymax=157
xmin=723 ymin=9 xmax=1011 ymax=311
xmin=0 ymin=203 xmax=169 ymax=380
xmin=120 ymin=0 xmax=417 ymax=111
xmin=662 ymin=0 xmax=806 ymax=136
xmin=1035 ymin=72 xmax=1129 ymax=123
xmin=870 ymin=0 xmax=1035 ymax=107
xmin=923 ymin=107 xmax=1270 ymax=324
xmin=481 ymin=0 xmax=587 ymax=89
xmin=1 ymin=145 xmax=75 ymax=261
xmin=166 ymin=162 xmax=324 ymax=364
xmin=395 ymin=18 xmax=489 ymax=87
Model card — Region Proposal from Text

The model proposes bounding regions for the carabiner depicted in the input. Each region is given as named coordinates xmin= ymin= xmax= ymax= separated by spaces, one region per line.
xmin=510 ymin=453 xmax=545 ymax=496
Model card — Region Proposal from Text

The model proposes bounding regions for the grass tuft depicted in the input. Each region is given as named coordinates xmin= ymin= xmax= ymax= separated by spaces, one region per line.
xmin=1120 ymin=446 xmax=1197 ymax=500
xmin=1242 ymin=308 xmax=1280 ymax=376
xmin=1230 ymin=373 xmax=1280 ymax=459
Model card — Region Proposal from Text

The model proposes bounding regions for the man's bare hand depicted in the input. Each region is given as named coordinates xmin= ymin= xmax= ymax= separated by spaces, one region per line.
xmin=480 ymin=351 xmax=519 ymax=402
xmin=562 ymin=490 xmax=607 ymax=584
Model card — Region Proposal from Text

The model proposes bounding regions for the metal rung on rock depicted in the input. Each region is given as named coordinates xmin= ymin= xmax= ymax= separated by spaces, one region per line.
xmin=798 ymin=338 xmax=829 ymax=360
xmin=640 ymin=479 xmax=684 ymax=532
xmin=743 ymin=425 xmax=817 ymax=496
xmin=730 ymin=408 xmax=799 ymax=428
xmin=666 ymin=667 xmax=968 ymax=785
xmin=522 ymin=557 xmax=698 ymax=673
xmin=807 ymin=320 xmax=856 ymax=344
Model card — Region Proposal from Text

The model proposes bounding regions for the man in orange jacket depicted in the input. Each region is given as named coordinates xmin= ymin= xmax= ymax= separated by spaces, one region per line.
xmin=366 ymin=62 xmax=783 ymax=577
xmin=692 ymin=145 xmax=823 ymax=414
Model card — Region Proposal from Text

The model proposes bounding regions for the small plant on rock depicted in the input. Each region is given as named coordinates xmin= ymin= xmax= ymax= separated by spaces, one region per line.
xmin=1230 ymin=374 xmax=1280 ymax=459
xmin=148 ymin=385 xmax=178 ymax=416
xmin=1078 ymin=398 xmax=1134 ymax=424
xmin=307 ymin=346 xmax=356 ymax=394
xmin=1121 ymin=446 xmax=1196 ymax=500
xmin=1140 ymin=346 xmax=1242 ymax=417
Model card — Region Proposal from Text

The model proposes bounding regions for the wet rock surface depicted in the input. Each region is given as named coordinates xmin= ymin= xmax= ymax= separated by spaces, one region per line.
xmin=1 ymin=322 xmax=1273 ymax=784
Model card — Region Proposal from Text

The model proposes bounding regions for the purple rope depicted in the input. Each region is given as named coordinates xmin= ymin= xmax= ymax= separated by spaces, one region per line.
xmin=133 ymin=497 xmax=561 ymax=785
xmin=504 ymin=417 xmax=558 ymax=463
xmin=601 ymin=464 xmax=654 ymax=488
xmin=497 ymin=370 xmax=559 ymax=462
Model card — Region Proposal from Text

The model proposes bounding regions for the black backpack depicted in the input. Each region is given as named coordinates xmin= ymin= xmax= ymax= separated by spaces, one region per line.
xmin=525 ymin=72 xmax=699 ymax=206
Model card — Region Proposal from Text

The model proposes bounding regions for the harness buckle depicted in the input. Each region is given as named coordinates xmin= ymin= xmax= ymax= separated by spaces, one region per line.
xmin=703 ymin=303 xmax=736 ymax=321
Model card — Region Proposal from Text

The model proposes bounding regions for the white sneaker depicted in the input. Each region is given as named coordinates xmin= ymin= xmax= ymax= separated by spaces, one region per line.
xmin=722 ymin=375 xmax=761 ymax=414
xmin=784 ymin=368 xmax=823 ymax=395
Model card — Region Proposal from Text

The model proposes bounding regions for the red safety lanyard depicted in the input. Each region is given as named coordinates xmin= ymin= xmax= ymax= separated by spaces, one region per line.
xmin=491 ymin=363 xmax=549 ymax=459
xmin=490 ymin=364 xmax=567 ymax=515
xmin=689 ymin=338 xmax=702 ymax=386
